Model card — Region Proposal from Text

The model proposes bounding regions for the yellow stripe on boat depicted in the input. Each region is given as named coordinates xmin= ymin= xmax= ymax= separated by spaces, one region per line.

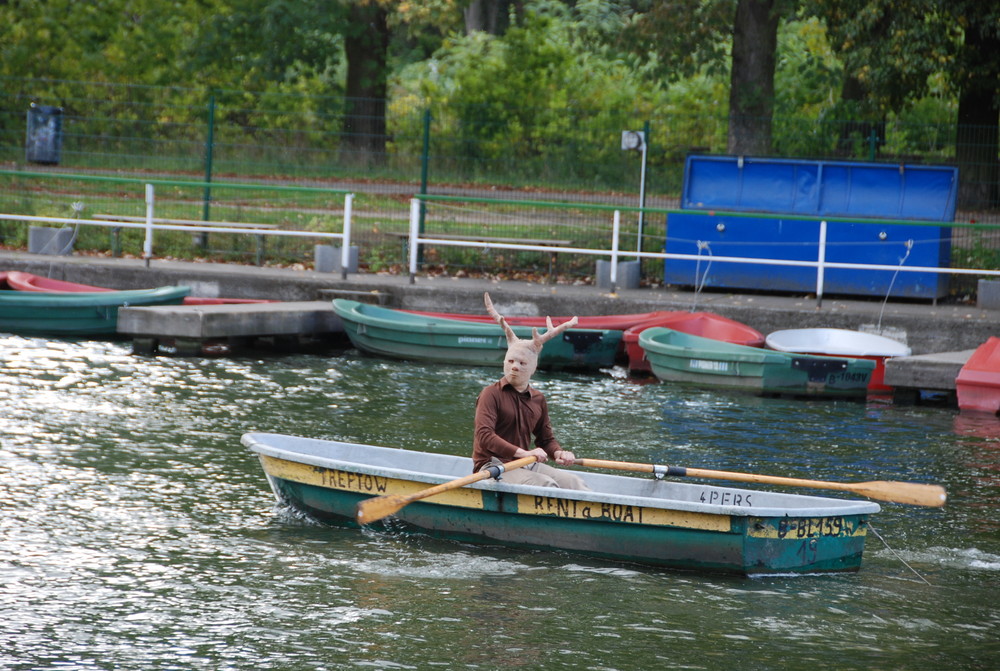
xmin=260 ymin=455 xmax=486 ymax=509
xmin=746 ymin=515 xmax=868 ymax=539
xmin=516 ymin=494 xmax=731 ymax=532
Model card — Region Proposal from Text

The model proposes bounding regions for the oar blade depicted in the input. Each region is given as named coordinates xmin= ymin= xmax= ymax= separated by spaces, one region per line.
xmin=356 ymin=494 xmax=408 ymax=526
xmin=854 ymin=481 xmax=948 ymax=507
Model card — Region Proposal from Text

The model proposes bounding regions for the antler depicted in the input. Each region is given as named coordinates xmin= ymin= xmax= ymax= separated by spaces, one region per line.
xmin=483 ymin=292 xmax=577 ymax=351
xmin=532 ymin=315 xmax=578 ymax=348
xmin=484 ymin=292 xmax=518 ymax=346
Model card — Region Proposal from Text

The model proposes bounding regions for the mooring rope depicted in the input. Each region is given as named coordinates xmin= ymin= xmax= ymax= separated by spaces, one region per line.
xmin=867 ymin=521 xmax=932 ymax=585
xmin=876 ymin=239 xmax=914 ymax=333
xmin=691 ymin=240 xmax=712 ymax=312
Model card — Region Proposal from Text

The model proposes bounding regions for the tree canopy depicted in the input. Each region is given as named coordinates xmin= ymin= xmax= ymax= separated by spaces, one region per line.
xmin=1 ymin=0 xmax=996 ymax=205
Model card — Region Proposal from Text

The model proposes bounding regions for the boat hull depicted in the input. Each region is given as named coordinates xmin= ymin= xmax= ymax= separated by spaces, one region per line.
xmin=766 ymin=328 xmax=911 ymax=393
xmin=0 ymin=285 xmax=191 ymax=335
xmin=624 ymin=311 xmax=764 ymax=374
xmin=333 ymin=299 xmax=622 ymax=370
xmin=639 ymin=327 xmax=874 ymax=398
xmin=2 ymin=270 xmax=271 ymax=305
xmin=957 ymin=337 xmax=1000 ymax=414
xmin=244 ymin=433 xmax=877 ymax=575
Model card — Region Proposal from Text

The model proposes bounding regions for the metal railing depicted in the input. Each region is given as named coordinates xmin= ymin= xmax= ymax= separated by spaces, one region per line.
xmin=0 ymin=181 xmax=356 ymax=278
xmin=408 ymin=195 xmax=1000 ymax=304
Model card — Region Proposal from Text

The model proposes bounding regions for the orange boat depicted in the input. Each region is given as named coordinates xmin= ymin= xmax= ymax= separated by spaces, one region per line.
xmin=956 ymin=337 xmax=1000 ymax=415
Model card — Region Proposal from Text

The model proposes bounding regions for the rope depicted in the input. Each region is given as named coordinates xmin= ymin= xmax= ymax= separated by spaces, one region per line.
xmin=45 ymin=201 xmax=83 ymax=277
xmin=867 ymin=521 xmax=932 ymax=585
xmin=877 ymin=239 xmax=914 ymax=332
xmin=692 ymin=240 xmax=712 ymax=312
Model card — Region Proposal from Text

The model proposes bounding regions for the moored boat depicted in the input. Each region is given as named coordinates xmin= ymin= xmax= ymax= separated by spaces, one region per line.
xmin=0 ymin=285 xmax=191 ymax=335
xmin=243 ymin=432 xmax=880 ymax=576
xmin=639 ymin=327 xmax=875 ymax=398
xmin=2 ymin=270 xmax=272 ymax=305
xmin=765 ymin=328 xmax=911 ymax=393
xmin=405 ymin=308 xmax=674 ymax=331
xmin=956 ymin=337 xmax=1000 ymax=415
xmin=623 ymin=311 xmax=765 ymax=374
xmin=332 ymin=299 xmax=622 ymax=370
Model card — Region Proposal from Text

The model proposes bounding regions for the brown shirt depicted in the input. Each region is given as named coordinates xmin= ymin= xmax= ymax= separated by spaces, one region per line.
xmin=472 ymin=378 xmax=561 ymax=471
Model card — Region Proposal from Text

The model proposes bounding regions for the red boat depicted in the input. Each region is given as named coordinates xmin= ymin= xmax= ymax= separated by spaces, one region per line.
xmin=623 ymin=312 xmax=765 ymax=373
xmin=956 ymin=337 xmax=1000 ymax=415
xmin=1 ymin=270 xmax=272 ymax=305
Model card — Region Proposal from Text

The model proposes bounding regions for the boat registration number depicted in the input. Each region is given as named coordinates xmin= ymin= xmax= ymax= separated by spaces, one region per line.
xmin=748 ymin=516 xmax=867 ymax=539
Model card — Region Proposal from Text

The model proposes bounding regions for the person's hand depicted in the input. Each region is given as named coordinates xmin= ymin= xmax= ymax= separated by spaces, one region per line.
xmin=530 ymin=447 xmax=549 ymax=463
xmin=553 ymin=449 xmax=576 ymax=466
xmin=515 ymin=447 xmax=548 ymax=463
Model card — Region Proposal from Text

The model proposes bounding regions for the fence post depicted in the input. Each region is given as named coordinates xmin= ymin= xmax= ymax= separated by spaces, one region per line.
xmin=341 ymin=193 xmax=354 ymax=280
xmin=409 ymin=198 xmax=420 ymax=284
xmin=611 ymin=209 xmax=621 ymax=292
xmin=418 ymin=109 xmax=431 ymax=265
xmin=200 ymin=93 xmax=216 ymax=248
xmin=816 ymin=219 xmax=827 ymax=307
xmin=143 ymin=183 xmax=155 ymax=267
xmin=637 ymin=120 xmax=649 ymax=259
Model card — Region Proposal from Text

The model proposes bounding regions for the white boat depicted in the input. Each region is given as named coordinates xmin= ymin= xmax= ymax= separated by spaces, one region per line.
xmin=765 ymin=328 xmax=911 ymax=393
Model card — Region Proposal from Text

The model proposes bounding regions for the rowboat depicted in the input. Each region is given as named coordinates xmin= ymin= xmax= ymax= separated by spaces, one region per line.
xmin=765 ymin=328 xmax=911 ymax=393
xmin=405 ymin=308 xmax=674 ymax=331
xmin=956 ymin=337 xmax=1000 ymax=415
xmin=332 ymin=299 xmax=622 ymax=370
xmin=243 ymin=432 xmax=880 ymax=575
xmin=0 ymin=284 xmax=191 ymax=335
xmin=638 ymin=327 xmax=875 ymax=398
xmin=623 ymin=311 xmax=765 ymax=374
xmin=1 ymin=270 xmax=271 ymax=305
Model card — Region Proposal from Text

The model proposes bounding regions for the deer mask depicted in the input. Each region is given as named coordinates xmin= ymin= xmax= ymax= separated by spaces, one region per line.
xmin=484 ymin=292 xmax=578 ymax=390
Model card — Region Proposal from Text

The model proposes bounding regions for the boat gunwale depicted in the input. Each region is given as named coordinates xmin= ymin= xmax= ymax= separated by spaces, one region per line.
xmin=242 ymin=433 xmax=881 ymax=519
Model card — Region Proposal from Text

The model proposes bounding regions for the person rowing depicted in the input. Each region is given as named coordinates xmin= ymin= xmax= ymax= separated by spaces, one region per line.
xmin=471 ymin=292 xmax=590 ymax=490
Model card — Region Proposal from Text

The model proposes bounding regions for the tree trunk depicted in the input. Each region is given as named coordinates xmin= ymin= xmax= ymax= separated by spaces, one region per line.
xmin=343 ymin=2 xmax=390 ymax=163
xmin=465 ymin=0 xmax=522 ymax=34
xmin=955 ymin=22 xmax=1000 ymax=211
xmin=727 ymin=0 xmax=779 ymax=156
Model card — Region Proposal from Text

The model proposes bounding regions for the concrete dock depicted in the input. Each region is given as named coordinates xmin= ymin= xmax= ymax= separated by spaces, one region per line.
xmin=118 ymin=301 xmax=343 ymax=355
xmin=2 ymin=250 xmax=996 ymax=404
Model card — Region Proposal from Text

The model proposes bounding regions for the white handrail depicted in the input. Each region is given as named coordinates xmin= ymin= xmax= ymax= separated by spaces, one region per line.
xmin=1 ymin=183 xmax=354 ymax=273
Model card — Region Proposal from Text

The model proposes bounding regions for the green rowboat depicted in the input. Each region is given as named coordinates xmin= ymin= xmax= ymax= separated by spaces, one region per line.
xmin=639 ymin=327 xmax=875 ymax=398
xmin=332 ymin=299 xmax=622 ymax=370
xmin=244 ymin=432 xmax=880 ymax=576
xmin=0 ymin=285 xmax=191 ymax=336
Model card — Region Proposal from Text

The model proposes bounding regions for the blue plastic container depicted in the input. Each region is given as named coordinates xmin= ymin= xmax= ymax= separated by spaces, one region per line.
xmin=664 ymin=155 xmax=957 ymax=299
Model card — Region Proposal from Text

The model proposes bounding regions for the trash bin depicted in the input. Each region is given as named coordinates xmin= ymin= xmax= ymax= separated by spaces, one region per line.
xmin=25 ymin=103 xmax=63 ymax=164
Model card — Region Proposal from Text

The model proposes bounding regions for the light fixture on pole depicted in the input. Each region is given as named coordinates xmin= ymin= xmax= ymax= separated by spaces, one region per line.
xmin=621 ymin=128 xmax=648 ymax=256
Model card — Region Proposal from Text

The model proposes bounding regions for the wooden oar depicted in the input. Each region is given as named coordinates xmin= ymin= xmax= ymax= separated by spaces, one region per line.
xmin=356 ymin=456 xmax=538 ymax=525
xmin=573 ymin=458 xmax=947 ymax=507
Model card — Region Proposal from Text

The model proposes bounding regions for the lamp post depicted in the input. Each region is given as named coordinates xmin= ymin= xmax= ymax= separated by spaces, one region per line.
xmin=621 ymin=124 xmax=648 ymax=256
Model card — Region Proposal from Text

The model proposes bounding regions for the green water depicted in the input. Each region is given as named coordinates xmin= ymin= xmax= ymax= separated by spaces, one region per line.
xmin=1 ymin=336 xmax=997 ymax=670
